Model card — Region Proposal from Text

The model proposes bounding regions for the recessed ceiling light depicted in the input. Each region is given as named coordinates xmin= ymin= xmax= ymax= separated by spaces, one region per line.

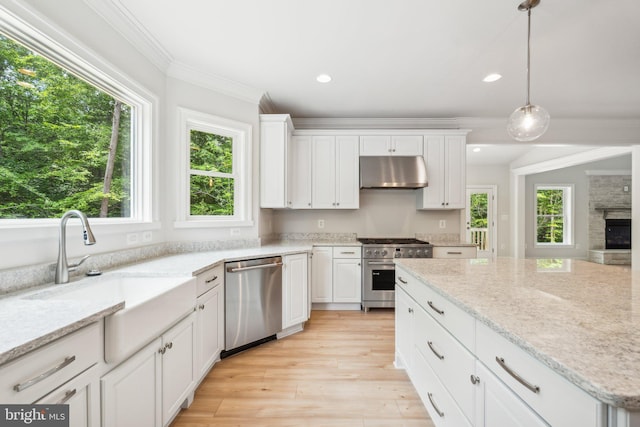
xmin=472 ymin=147 xmax=481 ymax=153
xmin=482 ymin=73 xmax=502 ymax=83
xmin=316 ymin=74 xmax=332 ymax=83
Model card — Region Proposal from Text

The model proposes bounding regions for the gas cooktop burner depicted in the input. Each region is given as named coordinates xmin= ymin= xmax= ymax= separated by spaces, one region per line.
xmin=357 ymin=237 xmax=430 ymax=245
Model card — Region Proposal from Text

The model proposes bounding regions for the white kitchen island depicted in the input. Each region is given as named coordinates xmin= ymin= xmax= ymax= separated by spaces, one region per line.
xmin=395 ymin=257 xmax=640 ymax=427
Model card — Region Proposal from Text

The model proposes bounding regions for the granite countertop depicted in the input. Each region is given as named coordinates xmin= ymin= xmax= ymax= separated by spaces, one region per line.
xmin=395 ymin=257 xmax=640 ymax=410
xmin=0 ymin=243 xmax=314 ymax=366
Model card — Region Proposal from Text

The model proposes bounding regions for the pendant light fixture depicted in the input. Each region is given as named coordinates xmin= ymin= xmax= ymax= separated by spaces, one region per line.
xmin=507 ymin=0 xmax=550 ymax=142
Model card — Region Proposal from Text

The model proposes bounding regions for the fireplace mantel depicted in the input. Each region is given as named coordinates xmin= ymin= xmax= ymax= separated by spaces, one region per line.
xmin=593 ymin=206 xmax=631 ymax=219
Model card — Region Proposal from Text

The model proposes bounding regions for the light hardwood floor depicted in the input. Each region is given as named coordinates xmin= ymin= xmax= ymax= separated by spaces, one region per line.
xmin=171 ymin=309 xmax=435 ymax=427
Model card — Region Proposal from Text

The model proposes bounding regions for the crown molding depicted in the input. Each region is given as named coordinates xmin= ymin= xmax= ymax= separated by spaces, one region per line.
xmin=167 ymin=62 xmax=264 ymax=105
xmin=82 ymin=0 xmax=173 ymax=71
xmin=291 ymin=117 xmax=461 ymax=130
xmin=259 ymin=93 xmax=277 ymax=114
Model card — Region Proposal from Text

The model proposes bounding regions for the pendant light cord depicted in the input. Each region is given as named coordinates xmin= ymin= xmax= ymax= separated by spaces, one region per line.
xmin=526 ymin=7 xmax=531 ymax=106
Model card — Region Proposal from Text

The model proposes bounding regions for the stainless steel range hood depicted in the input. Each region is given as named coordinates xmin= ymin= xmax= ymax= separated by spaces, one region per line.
xmin=359 ymin=156 xmax=428 ymax=189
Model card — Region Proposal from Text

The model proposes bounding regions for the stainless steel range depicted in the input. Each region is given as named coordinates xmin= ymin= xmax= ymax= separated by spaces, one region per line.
xmin=358 ymin=238 xmax=433 ymax=312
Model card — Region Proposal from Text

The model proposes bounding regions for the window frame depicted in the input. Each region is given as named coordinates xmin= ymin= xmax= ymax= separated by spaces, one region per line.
xmin=0 ymin=7 xmax=154 ymax=228
xmin=176 ymin=108 xmax=253 ymax=228
xmin=533 ymin=184 xmax=574 ymax=248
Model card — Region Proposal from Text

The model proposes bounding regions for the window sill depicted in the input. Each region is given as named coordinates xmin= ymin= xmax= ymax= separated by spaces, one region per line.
xmin=173 ymin=219 xmax=254 ymax=229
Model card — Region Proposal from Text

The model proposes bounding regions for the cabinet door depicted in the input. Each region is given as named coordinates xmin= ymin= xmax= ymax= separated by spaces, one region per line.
xmin=418 ymin=135 xmax=446 ymax=209
xmin=392 ymin=135 xmax=423 ymax=155
xmin=290 ymin=135 xmax=312 ymax=209
xmin=102 ymin=338 xmax=162 ymax=427
xmin=311 ymin=247 xmax=333 ymax=302
xmin=283 ymin=253 xmax=309 ymax=328
xmin=162 ymin=313 xmax=196 ymax=425
xmin=335 ymin=136 xmax=359 ymax=209
xmin=444 ymin=135 xmax=466 ymax=209
xmin=332 ymin=258 xmax=361 ymax=303
xmin=311 ymin=136 xmax=337 ymax=208
xmin=259 ymin=116 xmax=291 ymax=208
xmin=196 ymin=284 xmax=224 ymax=381
xmin=37 ymin=366 xmax=100 ymax=427
xmin=395 ymin=286 xmax=414 ymax=372
xmin=359 ymin=135 xmax=391 ymax=155
xmin=474 ymin=362 xmax=549 ymax=427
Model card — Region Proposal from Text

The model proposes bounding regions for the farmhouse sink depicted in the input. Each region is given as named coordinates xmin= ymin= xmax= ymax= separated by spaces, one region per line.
xmin=27 ymin=275 xmax=197 ymax=364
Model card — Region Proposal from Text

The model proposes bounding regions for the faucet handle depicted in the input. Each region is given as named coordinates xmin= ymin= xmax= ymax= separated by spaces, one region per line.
xmin=68 ymin=254 xmax=91 ymax=272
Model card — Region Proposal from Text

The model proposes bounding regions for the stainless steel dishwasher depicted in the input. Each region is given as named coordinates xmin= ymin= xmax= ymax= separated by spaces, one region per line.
xmin=222 ymin=256 xmax=283 ymax=357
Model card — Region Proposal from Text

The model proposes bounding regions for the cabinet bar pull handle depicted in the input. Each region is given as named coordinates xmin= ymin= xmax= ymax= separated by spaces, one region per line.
xmin=57 ymin=389 xmax=77 ymax=404
xmin=397 ymin=277 xmax=408 ymax=284
xmin=496 ymin=357 xmax=540 ymax=394
xmin=428 ymin=341 xmax=445 ymax=360
xmin=205 ymin=275 xmax=218 ymax=283
xmin=447 ymin=251 xmax=462 ymax=255
xmin=14 ymin=356 xmax=76 ymax=392
xmin=340 ymin=251 xmax=355 ymax=254
xmin=427 ymin=301 xmax=445 ymax=315
xmin=427 ymin=392 xmax=445 ymax=417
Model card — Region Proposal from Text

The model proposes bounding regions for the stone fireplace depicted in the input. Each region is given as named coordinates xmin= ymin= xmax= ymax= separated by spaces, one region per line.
xmin=587 ymin=172 xmax=632 ymax=265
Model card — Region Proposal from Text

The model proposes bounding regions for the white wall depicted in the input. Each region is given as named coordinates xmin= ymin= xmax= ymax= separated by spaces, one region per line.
xmin=524 ymin=155 xmax=631 ymax=259
xmin=271 ymin=189 xmax=461 ymax=239
xmin=466 ymin=163 xmax=512 ymax=256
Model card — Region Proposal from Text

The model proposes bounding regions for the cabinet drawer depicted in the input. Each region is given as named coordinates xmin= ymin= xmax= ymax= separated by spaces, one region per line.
xmin=332 ymin=246 xmax=361 ymax=259
xmin=433 ymin=246 xmax=477 ymax=259
xmin=414 ymin=304 xmax=475 ymax=420
xmin=412 ymin=344 xmax=473 ymax=427
xmin=396 ymin=267 xmax=474 ymax=351
xmin=0 ymin=322 xmax=101 ymax=404
xmin=476 ymin=322 xmax=604 ymax=427
xmin=196 ymin=263 xmax=224 ymax=296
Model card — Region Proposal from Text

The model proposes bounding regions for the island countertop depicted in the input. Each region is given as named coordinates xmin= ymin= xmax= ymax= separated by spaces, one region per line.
xmin=394 ymin=257 xmax=640 ymax=410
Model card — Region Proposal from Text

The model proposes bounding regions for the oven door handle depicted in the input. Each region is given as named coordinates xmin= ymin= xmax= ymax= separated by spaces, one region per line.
xmin=366 ymin=261 xmax=395 ymax=266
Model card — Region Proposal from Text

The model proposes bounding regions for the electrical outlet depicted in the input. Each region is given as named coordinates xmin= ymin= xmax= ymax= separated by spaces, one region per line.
xmin=126 ymin=233 xmax=139 ymax=245
xmin=142 ymin=231 xmax=152 ymax=242
xmin=439 ymin=220 xmax=446 ymax=229
xmin=624 ymin=185 xmax=630 ymax=192
xmin=318 ymin=219 xmax=325 ymax=229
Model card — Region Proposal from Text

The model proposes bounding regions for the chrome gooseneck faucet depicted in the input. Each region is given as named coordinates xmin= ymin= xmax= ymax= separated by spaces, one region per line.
xmin=55 ymin=210 xmax=97 ymax=284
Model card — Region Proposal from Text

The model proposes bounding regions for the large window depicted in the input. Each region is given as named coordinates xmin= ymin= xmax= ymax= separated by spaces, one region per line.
xmin=0 ymin=10 xmax=152 ymax=224
xmin=535 ymin=185 xmax=573 ymax=246
xmin=178 ymin=108 xmax=252 ymax=226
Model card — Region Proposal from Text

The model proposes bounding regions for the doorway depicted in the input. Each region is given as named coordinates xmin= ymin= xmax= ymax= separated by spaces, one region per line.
xmin=465 ymin=186 xmax=497 ymax=258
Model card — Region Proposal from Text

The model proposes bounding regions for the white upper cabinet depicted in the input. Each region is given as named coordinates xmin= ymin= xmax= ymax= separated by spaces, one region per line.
xmin=311 ymin=135 xmax=359 ymax=209
xmin=260 ymin=114 xmax=293 ymax=208
xmin=360 ymin=135 xmax=423 ymax=156
xmin=289 ymin=135 xmax=312 ymax=209
xmin=417 ymin=134 xmax=467 ymax=210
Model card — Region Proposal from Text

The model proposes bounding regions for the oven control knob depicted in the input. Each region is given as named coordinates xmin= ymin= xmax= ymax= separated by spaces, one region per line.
xmin=365 ymin=250 xmax=371 ymax=256
xmin=395 ymin=252 xmax=401 ymax=258
xmin=381 ymin=250 xmax=388 ymax=256
xmin=416 ymin=249 xmax=422 ymax=257
xmin=407 ymin=249 xmax=414 ymax=257
xmin=374 ymin=250 xmax=379 ymax=256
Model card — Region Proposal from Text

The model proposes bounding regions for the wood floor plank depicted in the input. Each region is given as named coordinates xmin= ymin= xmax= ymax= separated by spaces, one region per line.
xmin=170 ymin=310 xmax=433 ymax=427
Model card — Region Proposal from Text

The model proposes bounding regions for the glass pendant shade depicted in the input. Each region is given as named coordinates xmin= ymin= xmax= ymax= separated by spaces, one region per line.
xmin=507 ymin=103 xmax=550 ymax=141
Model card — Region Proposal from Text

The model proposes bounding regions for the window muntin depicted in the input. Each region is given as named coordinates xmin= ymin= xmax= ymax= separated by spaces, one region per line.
xmin=535 ymin=185 xmax=573 ymax=246
xmin=178 ymin=108 xmax=252 ymax=226
xmin=0 ymin=34 xmax=134 ymax=219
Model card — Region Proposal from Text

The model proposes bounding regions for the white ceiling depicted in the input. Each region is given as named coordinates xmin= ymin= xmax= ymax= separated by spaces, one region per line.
xmin=86 ymin=0 xmax=640 ymax=121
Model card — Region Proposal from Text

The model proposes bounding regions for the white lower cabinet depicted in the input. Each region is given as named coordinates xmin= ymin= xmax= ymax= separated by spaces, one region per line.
xmin=195 ymin=280 xmax=224 ymax=381
xmin=102 ymin=312 xmax=196 ymax=427
xmin=396 ymin=264 xmax=607 ymax=427
xmin=36 ymin=364 xmax=101 ymax=427
xmin=311 ymin=246 xmax=361 ymax=308
xmin=102 ymin=338 xmax=161 ymax=427
xmin=474 ymin=362 xmax=549 ymax=427
xmin=283 ymin=253 xmax=309 ymax=329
